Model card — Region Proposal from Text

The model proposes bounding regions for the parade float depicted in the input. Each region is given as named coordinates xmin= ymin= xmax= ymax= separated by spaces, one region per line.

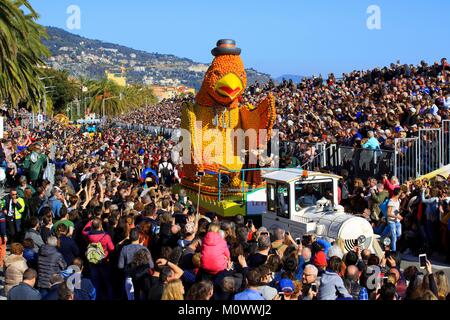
xmin=176 ymin=39 xmax=276 ymax=217
xmin=173 ymin=40 xmax=382 ymax=254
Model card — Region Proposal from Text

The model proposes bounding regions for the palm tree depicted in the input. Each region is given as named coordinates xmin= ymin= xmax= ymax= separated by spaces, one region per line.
xmin=87 ymin=79 xmax=125 ymax=117
xmin=0 ymin=0 xmax=50 ymax=109
xmin=87 ymin=79 xmax=157 ymax=117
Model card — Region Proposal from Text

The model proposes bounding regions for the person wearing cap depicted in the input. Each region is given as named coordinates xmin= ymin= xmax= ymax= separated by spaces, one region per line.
xmin=278 ymin=278 xmax=299 ymax=300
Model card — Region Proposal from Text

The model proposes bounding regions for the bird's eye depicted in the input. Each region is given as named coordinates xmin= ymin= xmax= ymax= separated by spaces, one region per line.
xmin=213 ymin=70 xmax=221 ymax=77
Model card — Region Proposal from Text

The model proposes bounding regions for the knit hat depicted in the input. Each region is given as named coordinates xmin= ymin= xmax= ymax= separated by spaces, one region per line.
xmin=313 ymin=251 xmax=328 ymax=268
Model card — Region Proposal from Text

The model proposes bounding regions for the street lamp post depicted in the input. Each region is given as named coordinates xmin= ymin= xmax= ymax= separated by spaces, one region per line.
xmin=101 ymin=94 xmax=122 ymax=121
xmin=39 ymin=76 xmax=55 ymax=117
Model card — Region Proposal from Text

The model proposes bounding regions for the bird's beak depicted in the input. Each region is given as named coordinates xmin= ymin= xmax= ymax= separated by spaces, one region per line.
xmin=215 ymin=73 xmax=243 ymax=100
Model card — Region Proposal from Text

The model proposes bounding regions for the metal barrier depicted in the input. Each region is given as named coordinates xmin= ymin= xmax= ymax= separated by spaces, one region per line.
xmin=114 ymin=120 xmax=449 ymax=182
xmin=418 ymin=128 xmax=442 ymax=176
xmin=337 ymin=146 xmax=394 ymax=180
xmin=114 ymin=123 xmax=179 ymax=141
xmin=394 ymin=138 xmax=419 ymax=183
xmin=442 ymin=120 xmax=450 ymax=166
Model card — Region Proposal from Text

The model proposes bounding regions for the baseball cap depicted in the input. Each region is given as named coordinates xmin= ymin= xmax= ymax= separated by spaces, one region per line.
xmin=279 ymin=279 xmax=295 ymax=293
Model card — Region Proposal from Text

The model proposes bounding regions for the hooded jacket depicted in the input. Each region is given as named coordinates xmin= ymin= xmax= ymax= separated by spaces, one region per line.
xmin=37 ymin=245 xmax=67 ymax=289
xmin=86 ymin=230 xmax=115 ymax=261
xmin=318 ymin=270 xmax=352 ymax=300
xmin=200 ymin=232 xmax=230 ymax=275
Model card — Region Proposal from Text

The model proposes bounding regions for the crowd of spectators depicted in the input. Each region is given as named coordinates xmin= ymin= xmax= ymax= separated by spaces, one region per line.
xmin=0 ymin=112 xmax=447 ymax=301
xmin=0 ymin=58 xmax=449 ymax=301
xmin=117 ymin=59 xmax=450 ymax=172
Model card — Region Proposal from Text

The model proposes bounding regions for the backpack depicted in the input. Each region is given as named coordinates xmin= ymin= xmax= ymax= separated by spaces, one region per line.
xmin=86 ymin=234 xmax=106 ymax=264
xmin=160 ymin=162 xmax=173 ymax=183
xmin=379 ymin=198 xmax=389 ymax=219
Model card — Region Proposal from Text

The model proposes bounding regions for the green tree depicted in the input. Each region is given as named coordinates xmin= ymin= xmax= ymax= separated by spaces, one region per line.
xmin=87 ymin=79 xmax=125 ymax=117
xmin=87 ymin=79 xmax=156 ymax=117
xmin=0 ymin=0 xmax=50 ymax=109
xmin=40 ymin=68 xmax=79 ymax=113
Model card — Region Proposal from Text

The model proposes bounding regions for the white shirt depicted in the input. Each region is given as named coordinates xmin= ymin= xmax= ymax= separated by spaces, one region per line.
xmin=388 ymin=198 xmax=401 ymax=222
xmin=430 ymin=104 xmax=439 ymax=116
xmin=444 ymin=97 xmax=450 ymax=110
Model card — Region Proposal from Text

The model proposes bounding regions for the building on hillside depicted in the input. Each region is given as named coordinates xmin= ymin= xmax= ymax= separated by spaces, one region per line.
xmin=105 ymin=70 xmax=127 ymax=87
xmin=151 ymin=85 xmax=196 ymax=101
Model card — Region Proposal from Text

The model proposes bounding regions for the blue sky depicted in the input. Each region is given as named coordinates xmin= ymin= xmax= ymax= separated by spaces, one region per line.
xmin=30 ymin=0 xmax=450 ymax=78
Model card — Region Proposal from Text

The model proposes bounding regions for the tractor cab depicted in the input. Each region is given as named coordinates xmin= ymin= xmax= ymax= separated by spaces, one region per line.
xmin=264 ymin=168 xmax=340 ymax=221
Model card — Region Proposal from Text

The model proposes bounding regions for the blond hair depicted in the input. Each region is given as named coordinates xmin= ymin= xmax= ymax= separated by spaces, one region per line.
xmin=161 ymin=279 xmax=184 ymax=301
xmin=435 ymin=271 xmax=449 ymax=300
xmin=208 ymin=223 xmax=221 ymax=233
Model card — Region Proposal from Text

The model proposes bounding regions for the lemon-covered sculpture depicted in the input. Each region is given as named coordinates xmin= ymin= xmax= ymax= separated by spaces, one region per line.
xmin=180 ymin=39 xmax=276 ymax=201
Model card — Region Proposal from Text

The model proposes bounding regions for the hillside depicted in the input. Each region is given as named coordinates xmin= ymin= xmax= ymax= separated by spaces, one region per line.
xmin=43 ymin=27 xmax=272 ymax=90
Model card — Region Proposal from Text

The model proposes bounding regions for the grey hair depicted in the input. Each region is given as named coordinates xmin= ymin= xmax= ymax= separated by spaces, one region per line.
xmin=273 ymin=227 xmax=285 ymax=241
xmin=304 ymin=264 xmax=319 ymax=277
xmin=47 ymin=236 xmax=58 ymax=247
xmin=258 ymin=234 xmax=272 ymax=250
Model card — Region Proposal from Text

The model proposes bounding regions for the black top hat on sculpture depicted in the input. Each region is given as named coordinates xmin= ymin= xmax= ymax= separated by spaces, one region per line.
xmin=211 ymin=39 xmax=241 ymax=56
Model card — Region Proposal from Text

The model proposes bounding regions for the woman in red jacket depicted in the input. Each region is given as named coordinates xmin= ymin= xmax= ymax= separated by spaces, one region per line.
xmin=200 ymin=223 xmax=230 ymax=276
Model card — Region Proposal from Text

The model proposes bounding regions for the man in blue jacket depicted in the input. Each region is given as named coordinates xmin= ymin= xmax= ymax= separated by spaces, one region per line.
xmin=8 ymin=268 xmax=42 ymax=300
xmin=363 ymin=131 xmax=381 ymax=150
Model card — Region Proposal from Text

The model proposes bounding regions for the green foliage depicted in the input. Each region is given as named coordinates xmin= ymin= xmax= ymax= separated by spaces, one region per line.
xmin=40 ymin=68 xmax=79 ymax=113
xmin=0 ymin=0 xmax=50 ymax=109
xmin=86 ymin=79 xmax=157 ymax=117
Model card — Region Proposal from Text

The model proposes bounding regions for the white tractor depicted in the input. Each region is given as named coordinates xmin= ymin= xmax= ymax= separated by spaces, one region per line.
xmin=261 ymin=169 xmax=383 ymax=256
